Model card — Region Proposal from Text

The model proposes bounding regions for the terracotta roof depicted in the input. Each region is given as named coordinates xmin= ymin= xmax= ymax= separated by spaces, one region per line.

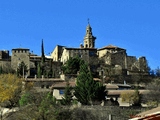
xmin=93 ymin=78 xmax=101 ymax=81
xmin=65 ymin=47 xmax=97 ymax=50
xmin=52 ymin=78 xmax=102 ymax=88
xmin=52 ymin=82 xmax=76 ymax=88
xmin=129 ymin=106 xmax=160 ymax=120
xmin=98 ymin=45 xmax=125 ymax=50
xmin=137 ymin=106 xmax=160 ymax=116
xmin=105 ymin=84 xmax=119 ymax=89
xmin=107 ymin=90 xmax=149 ymax=96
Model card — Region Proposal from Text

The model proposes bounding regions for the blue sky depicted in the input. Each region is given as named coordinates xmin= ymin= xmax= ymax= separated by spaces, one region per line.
xmin=0 ymin=0 xmax=160 ymax=69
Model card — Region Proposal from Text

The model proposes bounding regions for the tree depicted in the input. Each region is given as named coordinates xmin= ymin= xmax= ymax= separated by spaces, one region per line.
xmin=40 ymin=39 xmax=46 ymax=76
xmin=150 ymin=69 xmax=155 ymax=77
xmin=17 ymin=61 xmax=27 ymax=78
xmin=39 ymin=92 xmax=58 ymax=120
xmin=155 ymin=67 xmax=160 ymax=77
xmin=143 ymin=78 xmax=160 ymax=107
xmin=121 ymin=89 xmax=141 ymax=106
xmin=41 ymin=39 xmax=45 ymax=63
xmin=74 ymin=62 xmax=106 ymax=105
xmin=62 ymin=57 xmax=82 ymax=74
xmin=37 ymin=63 xmax=41 ymax=78
xmin=0 ymin=74 xmax=22 ymax=108
xmin=19 ymin=92 xmax=31 ymax=107
xmin=132 ymin=88 xmax=141 ymax=106
xmin=61 ymin=81 xmax=73 ymax=105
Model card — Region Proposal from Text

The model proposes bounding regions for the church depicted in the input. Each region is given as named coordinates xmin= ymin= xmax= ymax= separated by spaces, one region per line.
xmin=51 ymin=22 xmax=97 ymax=64
xmin=51 ymin=22 xmax=149 ymax=76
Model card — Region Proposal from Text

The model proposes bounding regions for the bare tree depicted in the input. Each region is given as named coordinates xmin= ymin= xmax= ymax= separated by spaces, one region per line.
xmin=143 ymin=78 xmax=160 ymax=107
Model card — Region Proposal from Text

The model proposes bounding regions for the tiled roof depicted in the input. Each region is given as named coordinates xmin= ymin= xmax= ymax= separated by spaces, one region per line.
xmin=107 ymin=90 xmax=149 ymax=96
xmin=129 ymin=106 xmax=160 ymax=120
xmin=105 ymin=84 xmax=119 ymax=89
xmin=65 ymin=47 xmax=97 ymax=50
xmin=52 ymin=82 xmax=76 ymax=88
xmin=93 ymin=78 xmax=101 ymax=81
xmin=98 ymin=45 xmax=125 ymax=50
xmin=137 ymin=106 xmax=160 ymax=117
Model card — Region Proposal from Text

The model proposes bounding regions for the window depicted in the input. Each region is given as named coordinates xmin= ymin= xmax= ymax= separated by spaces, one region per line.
xmin=59 ymin=89 xmax=64 ymax=95
xmin=41 ymin=85 xmax=44 ymax=88
xmin=46 ymin=85 xmax=49 ymax=89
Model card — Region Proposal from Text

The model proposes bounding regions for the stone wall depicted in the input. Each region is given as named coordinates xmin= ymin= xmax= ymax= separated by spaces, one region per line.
xmin=110 ymin=51 xmax=126 ymax=69
xmin=127 ymin=56 xmax=137 ymax=70
xmin=0 ymin=60 xmax=11 ymax=71
xmin=0 ymin=50 xmax=9 ymax=59
xmin=11 ymin=48 xmax=30 ymax=71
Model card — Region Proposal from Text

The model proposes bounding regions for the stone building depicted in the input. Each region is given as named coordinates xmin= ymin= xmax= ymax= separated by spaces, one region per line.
xmin=51 ymin=23 xmax=149 ymax=76
xmin=11 ymin=48 xmax=30 ymax=74
xmin=51 ymin=22 xmax=97 ymax=64
xmin=97 ymin=44 xmax=149 ymax=75
xmin=0 ymin=22 xmax=149 ymax=77
xmin=97 ymin=45 xmax=127 ymax=69
xmin=0 ymin=50 xmax=11 ymax=72
xmin=0 ymin=50 xmax=10 ymax=59
xmin=60 ymin=47 xmax=97 ymax=64
xmin=51 ymin=45 xmax=65 ymax=61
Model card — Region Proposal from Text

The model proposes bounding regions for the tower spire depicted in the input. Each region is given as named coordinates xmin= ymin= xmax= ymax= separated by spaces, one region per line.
xmin=83 ymin=20 xmax=96 ymax=48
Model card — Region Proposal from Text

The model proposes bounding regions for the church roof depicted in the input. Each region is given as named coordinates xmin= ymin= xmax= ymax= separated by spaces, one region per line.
xmin=65 ymin=47 xmax=97 ymax=50
xmin=98 ymin=45 xmax=125 ymax=50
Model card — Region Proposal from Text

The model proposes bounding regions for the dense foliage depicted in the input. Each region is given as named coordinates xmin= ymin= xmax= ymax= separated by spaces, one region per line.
xmin=61 ymin=81 xmax=73 ymax=105
xmin=120 ymin=88 xmax=141 ymax=106
xmin=62 ymin=57 xmax=82 ymax=74
xmin=74 ymin=61 xmax=106 ymax=105
xmin=0 ymin=74 xmax=22 ymax=107
xmin=143 ymin=78 xmax=160 ymax=107
xmin=17 ymin=61 xmax=27 ymax=78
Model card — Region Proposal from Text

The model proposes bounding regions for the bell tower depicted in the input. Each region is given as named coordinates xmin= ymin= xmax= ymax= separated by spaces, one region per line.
xmin=84 ymin=19 xmax=96 ymax=48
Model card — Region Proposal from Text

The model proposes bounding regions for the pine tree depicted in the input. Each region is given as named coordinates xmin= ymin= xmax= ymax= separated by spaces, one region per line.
xmin=61 ymin=81 xmax=73 ymax=105
xmin=62 ymin=56 xmax=81 ymax=74
xmin=74 ymin=62 xmax=106 ymax=105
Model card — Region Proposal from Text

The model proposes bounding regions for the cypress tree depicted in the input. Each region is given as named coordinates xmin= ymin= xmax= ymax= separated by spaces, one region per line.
xmin=17 ymin=61 xmax=27 ymax=78
xmin=41 ymin=39 xmax=45 ymax=63
xmin=74 ymin=61 xmax=106 ymax=105
xmin=41 ymin=39 xmax=45 ymax=76
xmin=37 ymin=63 xmax=41 ymax=78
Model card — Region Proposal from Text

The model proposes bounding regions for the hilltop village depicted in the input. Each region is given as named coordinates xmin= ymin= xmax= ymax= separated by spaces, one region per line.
xmin=0 ymin=23 xmax=149 ymax=80
xmin=1 ymin=23 xmax=160 ymax=120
